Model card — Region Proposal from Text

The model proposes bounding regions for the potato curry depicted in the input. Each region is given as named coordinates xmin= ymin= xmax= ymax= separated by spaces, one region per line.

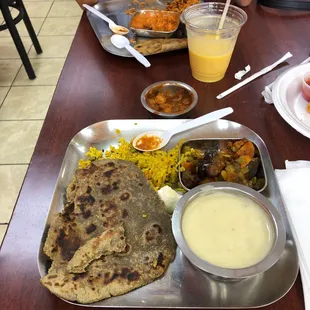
xmin=145 ymin=84 xmax=194 ymax=114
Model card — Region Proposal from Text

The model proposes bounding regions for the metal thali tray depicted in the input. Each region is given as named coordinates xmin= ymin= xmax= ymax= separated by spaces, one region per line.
xmin=86 ymin=0 xmax=187 ymax=57
xmin=38 ymin=119 xmax=299 ymax=308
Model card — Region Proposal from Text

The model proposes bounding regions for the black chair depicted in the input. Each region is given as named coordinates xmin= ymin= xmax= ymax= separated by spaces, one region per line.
xmin=0 ymin=0 xmax=42 ymax=79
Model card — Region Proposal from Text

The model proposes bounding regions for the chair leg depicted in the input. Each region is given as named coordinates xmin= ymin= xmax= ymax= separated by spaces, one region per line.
xmin=0 ymin=5 xmax=36 ymax=79
xmin=19 ymin=1 xmax=42 ymax=54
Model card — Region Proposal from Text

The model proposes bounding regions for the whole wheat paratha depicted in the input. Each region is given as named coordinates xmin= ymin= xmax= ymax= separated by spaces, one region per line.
xmin=41 ymin=159 xmax=176 ymax=304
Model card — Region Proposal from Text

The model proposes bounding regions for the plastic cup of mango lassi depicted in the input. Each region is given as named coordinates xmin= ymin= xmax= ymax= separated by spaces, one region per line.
xmin=181 ymin=3 xmax=247 ymax=83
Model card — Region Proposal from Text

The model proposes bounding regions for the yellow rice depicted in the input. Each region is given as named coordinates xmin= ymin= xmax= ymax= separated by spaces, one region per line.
xmin=78 ymin=138 xmax=185 ymax=190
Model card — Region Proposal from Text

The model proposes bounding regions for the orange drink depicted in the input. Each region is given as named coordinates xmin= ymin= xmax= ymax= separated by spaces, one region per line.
xmin=181 ymin=3 xmax=247 ymax=83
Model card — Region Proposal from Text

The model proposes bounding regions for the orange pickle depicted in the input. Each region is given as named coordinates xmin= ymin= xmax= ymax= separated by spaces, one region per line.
xmin=135 ymin=135 xmax=163 ymax=151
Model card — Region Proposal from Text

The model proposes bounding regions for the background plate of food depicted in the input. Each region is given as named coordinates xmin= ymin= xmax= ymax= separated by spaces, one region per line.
xmin=85 ymin=0 xmax=200 ymax=57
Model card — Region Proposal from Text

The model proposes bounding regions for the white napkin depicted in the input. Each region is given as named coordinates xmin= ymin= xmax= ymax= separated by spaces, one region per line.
xmin=275 ymin=160 xmax=310 ymax=309
xmin=261 ymin=82 xmax=274 ymax=104
xmin=262 ymin=57 xmax=310 ymax=104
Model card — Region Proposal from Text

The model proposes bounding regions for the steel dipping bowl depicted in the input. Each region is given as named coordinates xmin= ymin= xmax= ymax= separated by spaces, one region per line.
xmin=172 ymin=182 xmax=286 ymax=279
xmin=141 ymin=81 xmax=198 ymax=118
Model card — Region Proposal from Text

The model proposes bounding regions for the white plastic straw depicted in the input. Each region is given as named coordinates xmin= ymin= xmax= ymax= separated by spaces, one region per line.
xmin=300 ymin=56 xmax=310 ymax=65
xmin=262 ymin=55 xmax=310 ymax=104
xmin=266 ymin=56 xmax=310 ymax=90
xmin=218 ymin=0 xmax=231 ymax=30
xmin=217 ymin=52 xmax=293 ymax=100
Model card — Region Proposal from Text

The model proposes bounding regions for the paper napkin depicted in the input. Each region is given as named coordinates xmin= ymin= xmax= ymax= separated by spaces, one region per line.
xmin=275 ymin=160 xmax=310 ymax=309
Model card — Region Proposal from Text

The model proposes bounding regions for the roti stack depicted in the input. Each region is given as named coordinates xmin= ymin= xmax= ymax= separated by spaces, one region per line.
xmin=41 ymin=159 xmax=176 ymax=304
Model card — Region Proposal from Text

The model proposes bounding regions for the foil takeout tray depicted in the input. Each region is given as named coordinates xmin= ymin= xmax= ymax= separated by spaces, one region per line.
xmin=129 ymin=10 xmax=180 ymax=38
xmin=38 ymin=119 xmax=298 ymax=308
xmin=86 ymin=0 xmax=187 ymax=57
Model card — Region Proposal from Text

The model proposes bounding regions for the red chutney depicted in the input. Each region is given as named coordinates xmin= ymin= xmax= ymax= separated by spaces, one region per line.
xmin=135 ymin=135 xmax=162 ymax=151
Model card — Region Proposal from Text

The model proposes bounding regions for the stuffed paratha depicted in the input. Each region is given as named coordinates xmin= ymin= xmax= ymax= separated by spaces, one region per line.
xmin=41 ymin=159 xmax=176 ymax=304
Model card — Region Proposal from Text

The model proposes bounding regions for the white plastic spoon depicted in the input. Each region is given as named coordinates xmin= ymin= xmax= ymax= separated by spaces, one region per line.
xmin=83 ymin=4 xmax=129 ymax=35
xmin=110 ymin=35 xmax=151 ymax=68
xmin=133 ymin=107 xmax=234 ymax=152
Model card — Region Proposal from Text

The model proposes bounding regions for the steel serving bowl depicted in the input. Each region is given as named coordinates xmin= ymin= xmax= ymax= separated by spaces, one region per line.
xmin=172 ymin=182 xmax=286 ymax=279
xmin=129 ymin=10 xmax=180 ymax=38
xmin=141 ymin=81 xmax=198 ymax=118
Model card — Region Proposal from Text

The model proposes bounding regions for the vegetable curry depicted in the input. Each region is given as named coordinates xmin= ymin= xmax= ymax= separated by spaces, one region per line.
xmin=180 ymin=139 xmax=266 ymax=191
xmin=145 ymin=84 xmax=194 ymax=114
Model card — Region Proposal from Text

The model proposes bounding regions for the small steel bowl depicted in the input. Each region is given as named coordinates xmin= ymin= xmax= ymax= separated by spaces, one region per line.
xmin=141 ymin=81 xmax=198 ymax=118
xmin=130 ymin=10 xmax=180 ymax=38
xmin=172 ymin=182 xmax=286 ymax=279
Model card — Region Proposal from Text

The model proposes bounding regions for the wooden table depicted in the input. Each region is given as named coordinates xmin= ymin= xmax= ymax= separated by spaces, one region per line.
xmin=0 ymin=2 xmax=309 ymax=309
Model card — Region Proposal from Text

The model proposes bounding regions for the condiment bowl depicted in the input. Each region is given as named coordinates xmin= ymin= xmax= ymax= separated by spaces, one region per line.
xmin=172 ymin=182 xmax=286 ymax=279
xmin=141 ymin=81 xmax=198 ymax=118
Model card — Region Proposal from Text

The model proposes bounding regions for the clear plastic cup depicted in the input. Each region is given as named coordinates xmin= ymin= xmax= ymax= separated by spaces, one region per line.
xmin=180 ymin=3 xmax=247 ymax=83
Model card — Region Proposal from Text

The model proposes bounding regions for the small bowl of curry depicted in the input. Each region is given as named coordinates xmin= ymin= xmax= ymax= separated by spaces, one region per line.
xmin=130 ymin=10 xmax=180 ymax=38
xmin=141 ymin=81 xmax=198 ymax=118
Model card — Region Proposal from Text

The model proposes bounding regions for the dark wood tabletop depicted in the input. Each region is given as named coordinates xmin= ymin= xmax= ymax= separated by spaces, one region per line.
xmin=1 ymin=2 xmax=310 ymax=309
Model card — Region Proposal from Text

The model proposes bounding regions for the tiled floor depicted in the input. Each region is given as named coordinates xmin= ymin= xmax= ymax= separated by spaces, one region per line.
xmin=0 ymin=0 xmax=82 ymax=247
